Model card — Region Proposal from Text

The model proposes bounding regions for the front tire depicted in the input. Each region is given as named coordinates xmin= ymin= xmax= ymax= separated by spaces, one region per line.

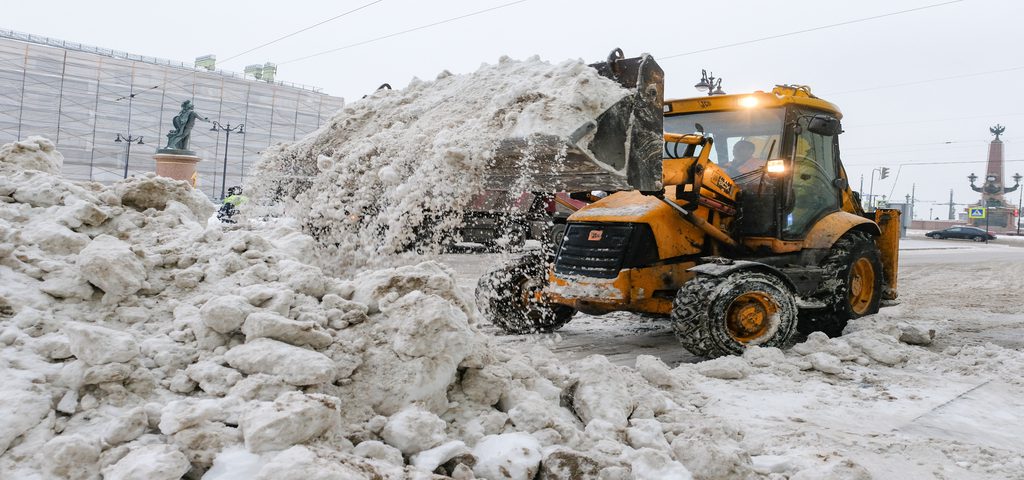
xmin=972 ymin=235 xmax=985 ymax=242
xmin=798 ymin=231 xmax=883 ymax=337
xmin=475 ymin=252 xmax=575 ymax=334
xmin=672 ymin=271 xmax=798 ymax=358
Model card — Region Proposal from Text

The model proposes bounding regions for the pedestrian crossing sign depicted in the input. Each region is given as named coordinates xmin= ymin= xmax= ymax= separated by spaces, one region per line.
xmin=968 ymin=207 xmax=986 ymax=219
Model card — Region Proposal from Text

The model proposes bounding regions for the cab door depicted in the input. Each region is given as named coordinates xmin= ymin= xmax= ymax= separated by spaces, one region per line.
xmin=783 ymin=111 xmax=842 ymax=238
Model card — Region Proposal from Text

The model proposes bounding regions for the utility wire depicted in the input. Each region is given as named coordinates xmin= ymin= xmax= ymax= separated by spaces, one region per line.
xmin=280 ymin=0 xmax=528 ymax=65
xmin=220 ymin=0 xmax=385 ymax=65
xmin=659 ymin=0 xmax=964 ymax=60
xmin=825 ymin=64 xmax=1024 ymax=96
xmin=846 ymin=158 xmax=1024 ymax=167
xmin=846 ymin=112 xmax=1024 ymax=128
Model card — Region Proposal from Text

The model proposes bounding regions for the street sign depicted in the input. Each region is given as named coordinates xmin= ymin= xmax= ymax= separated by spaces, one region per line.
xmin=968 ymin=206 xmax=986 ymax=219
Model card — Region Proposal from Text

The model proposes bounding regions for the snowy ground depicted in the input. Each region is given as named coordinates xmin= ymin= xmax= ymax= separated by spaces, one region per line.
xmin=438 ymin=240 xmax=1024 ymax=479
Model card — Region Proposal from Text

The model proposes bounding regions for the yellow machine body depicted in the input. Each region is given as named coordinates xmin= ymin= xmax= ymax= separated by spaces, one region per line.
xmin=544 ymin=85 xmax=900 ymax=316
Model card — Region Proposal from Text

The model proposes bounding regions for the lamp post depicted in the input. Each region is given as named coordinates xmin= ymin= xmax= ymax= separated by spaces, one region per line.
xmin=114 ymin=134 xmax=144 ymax=179
xmin=694 ymin=70 xmax=726 ymax=96
xmin=210 ymin=121 xmax=244 ymax=199
xmin=1015 ymin=172 xmax=1023 ymax=235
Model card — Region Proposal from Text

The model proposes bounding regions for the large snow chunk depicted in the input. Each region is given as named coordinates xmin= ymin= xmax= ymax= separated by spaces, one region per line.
xmin=252 ymin=445 xmax=389 ymax=480
xmin=77 ymin=234 xmax=147 ymax=302
xmin=102 ymin=444 xmax=190 ymax=480
xmin=240 ymin=392 xmax=340 ymax=453
xmin=64 ymin=322 xmax=139 ymax=365
xmin=0 ymin=387 xmax=51 ymax=455
xmin=629 ymin=448 xmax=692 ymax=480
xmin=571 ymin=355 xmax=634 ymax=429
xmin=224 ymin=338 xmax=335 ymax=386
xmin=200 ymin=295 xmax=253 ymax=334
xmin=241 ymin=311 xmax=333 ymax=349
xmin=21 ymin=220 xmax=90 ymax=255
xmin=0 ymin=136 xmax=63 ymax=174
xmin=115 ymin=173 xmax=214 ymax=220
xmin=410 ymin=440 xmax=472 ymax=472
xmin=539 ymin=448 xmax=602 ymax=480
xmin=697 ymin=356 xmax=749 ymax=380
xmin=102 ymin=407 xmax=149 ymax=445
xmin=186 ymin=361 xmax=242 ymax=396
xmin=380 ymin=406 xmax=447 ymax=455
xmin=159 ymin=398 xmax=221 ymax=435
xmin=335 ymin=291 xmax=478 ymax=416
xmin=351 ymin=261 xmax=472 ymax=316
xmin=41 ymin=434 xmax=100 ymax=480
xmin=472 ymin=433 xmax=542 ymax=480
xmin=203 ymin=445 xmax=266 ymax=480
xmin=353 ymin=440 xmax=404 ymax=466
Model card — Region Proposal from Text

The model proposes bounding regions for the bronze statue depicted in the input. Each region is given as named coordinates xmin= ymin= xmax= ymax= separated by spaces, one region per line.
xmin=161 ymin=100 xmax=208 ymax=153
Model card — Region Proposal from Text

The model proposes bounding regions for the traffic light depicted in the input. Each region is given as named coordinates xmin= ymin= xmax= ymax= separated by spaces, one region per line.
xmin=879 ymin=167 xmax=890 ymax=179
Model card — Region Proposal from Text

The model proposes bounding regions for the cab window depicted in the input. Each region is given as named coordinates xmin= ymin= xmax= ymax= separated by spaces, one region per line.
xmin=784 ymin=113 xmax=841 ymax=237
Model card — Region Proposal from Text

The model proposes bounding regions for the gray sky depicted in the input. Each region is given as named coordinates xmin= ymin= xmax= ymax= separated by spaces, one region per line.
xmin=5 ymin=0 xmax=1024 ymax=218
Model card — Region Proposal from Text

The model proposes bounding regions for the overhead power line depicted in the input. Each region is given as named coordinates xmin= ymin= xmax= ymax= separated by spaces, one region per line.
xmin=846 ymin=112 xmax=1024 ymax=128
xmin=846 ymin=158 xmax=1024 ymax=167
xmin=659 ymin=0 xmax=964 ymax=60
xmin=825 ymin=64 xmax=1024 ymax=96
xmin=280 ymin=0 xmax=528 ymax=65
xmin=221 ymin=0 xmax=385 ymax=65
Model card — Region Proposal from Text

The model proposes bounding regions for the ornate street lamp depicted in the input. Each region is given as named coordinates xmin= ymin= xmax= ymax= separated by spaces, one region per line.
xmin=694 ymin=70 xmax=726 ymax=96
xmin=114 ymin=133 xmax=144 ymax=179
xmin=210 ymin=121 xmax=245 ymax=199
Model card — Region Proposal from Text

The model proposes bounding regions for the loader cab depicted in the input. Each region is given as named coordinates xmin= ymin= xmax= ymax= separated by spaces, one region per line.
xmin=663 ymin=89 xmax=846 ymax=242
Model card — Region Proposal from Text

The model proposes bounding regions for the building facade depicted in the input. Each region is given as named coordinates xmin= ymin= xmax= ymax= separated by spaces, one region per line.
xmin=0 ymin=29 xmax=344 ymax=198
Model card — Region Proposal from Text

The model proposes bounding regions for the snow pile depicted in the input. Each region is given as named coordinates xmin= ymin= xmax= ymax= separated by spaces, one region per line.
xmin=248 ymin=56 xmax=629 ymax=265
xmin=1 ymin=138 xmax=891 ymax=480
xmin=0 ymin=135 xmax=63 ymax=174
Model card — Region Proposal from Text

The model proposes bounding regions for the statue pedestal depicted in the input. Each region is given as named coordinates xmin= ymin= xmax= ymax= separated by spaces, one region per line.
xmin=154 ymin=152 xmax=200 ymax=187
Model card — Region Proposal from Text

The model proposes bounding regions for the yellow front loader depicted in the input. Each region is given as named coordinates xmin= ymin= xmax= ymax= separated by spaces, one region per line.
xmin=476 ymin=49 xmax=900 ymax=358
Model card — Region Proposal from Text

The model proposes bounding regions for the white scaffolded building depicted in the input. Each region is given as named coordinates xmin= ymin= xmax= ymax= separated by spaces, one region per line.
xmin=0 ymin=29 xmax=344 ymax=198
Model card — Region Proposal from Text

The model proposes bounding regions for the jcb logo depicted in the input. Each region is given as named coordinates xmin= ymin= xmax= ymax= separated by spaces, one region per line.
xmin=588 ymin=230 xmax=603 ymax=241
xmin=698 ymin=100 xmax=712 ymax=109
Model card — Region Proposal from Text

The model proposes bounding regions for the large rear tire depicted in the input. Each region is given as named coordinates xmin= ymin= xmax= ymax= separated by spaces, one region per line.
xmin=798 ymin=231 xmax=883 ymax=337
xmin=475 ymin=252 xmax=575 ymax=334
xmin=672 ymin=271 xmax=798 ymax=358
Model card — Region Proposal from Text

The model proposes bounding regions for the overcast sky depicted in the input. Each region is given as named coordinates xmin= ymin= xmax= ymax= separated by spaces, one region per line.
xmin=5 ymin=0 xmax=1024 ymax=219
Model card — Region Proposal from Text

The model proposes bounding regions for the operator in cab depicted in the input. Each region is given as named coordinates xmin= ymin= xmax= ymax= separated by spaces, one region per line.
xmin=722 ymin=140 xmax=762 ymax=176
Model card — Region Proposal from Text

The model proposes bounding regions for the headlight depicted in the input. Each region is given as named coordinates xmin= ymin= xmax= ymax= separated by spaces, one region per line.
xmin=766 ymin=159 xmax=786 ymax=173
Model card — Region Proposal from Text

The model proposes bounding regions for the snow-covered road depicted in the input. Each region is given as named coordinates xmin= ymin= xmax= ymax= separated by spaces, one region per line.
xmin=442 ymin=239 xmax=1024 ymax=366
xmin=440 ymin=239 xmax=1024 ymax=478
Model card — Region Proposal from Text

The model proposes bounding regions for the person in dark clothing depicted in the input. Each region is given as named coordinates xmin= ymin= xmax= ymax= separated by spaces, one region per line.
xmin=217 ymin=186 xmax=247 ymax=223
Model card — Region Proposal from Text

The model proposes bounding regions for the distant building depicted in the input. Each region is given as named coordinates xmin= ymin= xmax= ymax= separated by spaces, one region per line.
xmin=0 ymin=29 xmax=344 ymax=198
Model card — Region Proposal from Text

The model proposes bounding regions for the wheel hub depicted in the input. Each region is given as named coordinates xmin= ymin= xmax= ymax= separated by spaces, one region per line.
xmin=726 ymin=292 xmax=777 ymax=342
xmin=849 ymin=258 xmax=875 ymax=315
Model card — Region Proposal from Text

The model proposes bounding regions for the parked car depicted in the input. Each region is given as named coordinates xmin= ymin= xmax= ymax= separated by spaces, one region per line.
xmin=925 ymin=226 xmax=997 ymax=242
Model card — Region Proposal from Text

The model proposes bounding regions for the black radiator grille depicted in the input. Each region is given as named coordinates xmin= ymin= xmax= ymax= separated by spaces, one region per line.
xmin=555 ymin=223 xmax=660 ymax=279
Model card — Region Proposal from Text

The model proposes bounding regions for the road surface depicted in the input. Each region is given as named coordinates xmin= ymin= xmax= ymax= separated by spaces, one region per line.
xmin=440 ymin=234 xmax=1024 ymax=367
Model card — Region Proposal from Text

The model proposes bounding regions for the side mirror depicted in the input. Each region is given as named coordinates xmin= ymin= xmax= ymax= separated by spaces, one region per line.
xmin=807 ymin=116 xmax=842 ymax=136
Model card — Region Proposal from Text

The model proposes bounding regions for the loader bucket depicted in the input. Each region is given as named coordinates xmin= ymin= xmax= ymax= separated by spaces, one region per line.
xmin=488 ymin=50 xmax=665 ymax=193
